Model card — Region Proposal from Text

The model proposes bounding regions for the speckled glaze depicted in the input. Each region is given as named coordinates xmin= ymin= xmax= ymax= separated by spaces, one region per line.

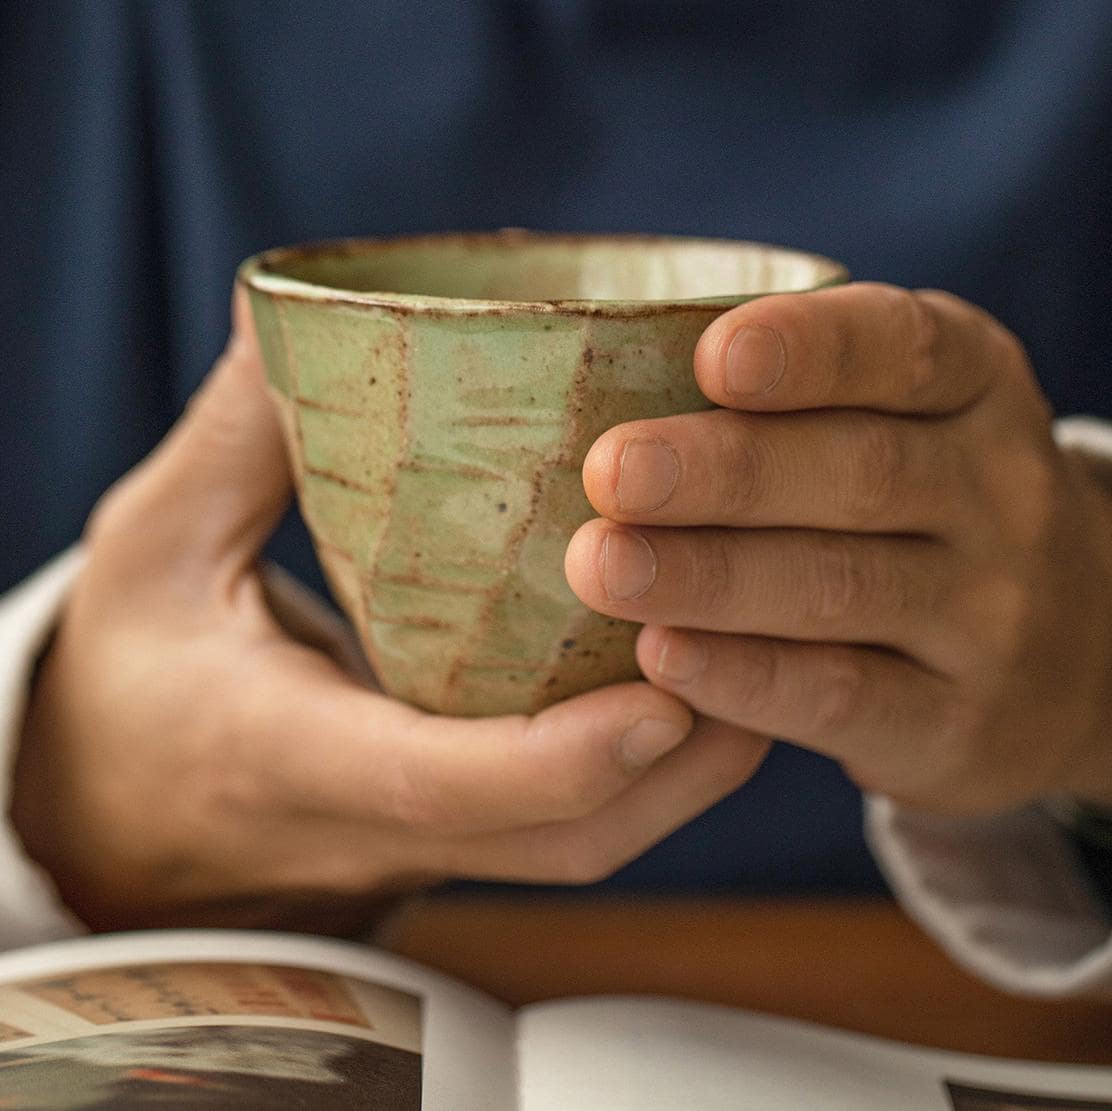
xmin=239 ymin=231 xmax=846 ymax=716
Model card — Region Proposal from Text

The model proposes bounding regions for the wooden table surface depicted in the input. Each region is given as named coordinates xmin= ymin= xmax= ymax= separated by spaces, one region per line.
xmin=379 ymin=895 xmax=1112 ymax=1065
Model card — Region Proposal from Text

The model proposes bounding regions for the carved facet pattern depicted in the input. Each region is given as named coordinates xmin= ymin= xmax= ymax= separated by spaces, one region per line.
xmin=249 ymin=291 xmax=720 ymax=716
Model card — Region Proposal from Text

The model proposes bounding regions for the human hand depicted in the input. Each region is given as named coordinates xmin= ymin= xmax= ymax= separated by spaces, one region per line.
xmin=12 ymin=291 xmax=768 ymax=934
xmin=566 ymin=283 xmax=1112 ymax=815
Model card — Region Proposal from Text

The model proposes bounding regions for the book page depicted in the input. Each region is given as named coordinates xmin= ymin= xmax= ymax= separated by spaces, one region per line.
xmin=0 ymin=929 xmax=514 ymax=1111
xmin=517 ymin=997 xmax=1112 ymax=1111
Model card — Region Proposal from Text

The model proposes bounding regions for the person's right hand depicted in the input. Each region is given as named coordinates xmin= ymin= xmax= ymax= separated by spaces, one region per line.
xmin=11 ymin=291 xmax=768 ymax=936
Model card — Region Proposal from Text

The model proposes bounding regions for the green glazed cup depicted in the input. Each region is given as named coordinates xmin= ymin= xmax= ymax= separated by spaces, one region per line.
xmin=239 ymin=231 xmax=846 ymax=716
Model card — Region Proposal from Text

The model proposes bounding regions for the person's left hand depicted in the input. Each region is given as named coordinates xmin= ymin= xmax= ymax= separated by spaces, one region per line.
xmin=566 ymin=283 xmax=1112 ymax=815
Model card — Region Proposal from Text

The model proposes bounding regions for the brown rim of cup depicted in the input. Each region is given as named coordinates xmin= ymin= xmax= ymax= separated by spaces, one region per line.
xmin=237 ymin=229 xmax=849 ymax=318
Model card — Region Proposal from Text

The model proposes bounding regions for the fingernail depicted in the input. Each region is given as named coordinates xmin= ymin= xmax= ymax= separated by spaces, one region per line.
xmin=656 ymin=631 xmax=708 ymax=684
xmin=619 ymin=718 xmax=688 ymax=770
xmin=616 ymin=439 xmax=679 ymax=513
xmin=725 ymin=324 xmax=786 ymax=396
xmin=602 ymin=529 xmax=657 ymax=600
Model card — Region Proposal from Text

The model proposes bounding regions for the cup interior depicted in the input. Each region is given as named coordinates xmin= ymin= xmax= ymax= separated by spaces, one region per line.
xmin=251 ymin=232 xmax=845 ymax=304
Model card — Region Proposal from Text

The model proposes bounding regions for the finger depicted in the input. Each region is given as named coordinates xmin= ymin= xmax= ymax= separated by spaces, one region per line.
xmin=89 ymin=287 xmax=291 ymax=585
xmin=565 ymin=520 xmax=943 ymax=655
xmin=256 ymin=652 xmax=696 ymax=836
xmin=583 ymin=407 xmax=957 ymax=534
xmin=694 ymin=283 xmax=1029 ymax=415
xmin=635 ymin=626 xmax=947 ymax=773
xmin=447 ymin=716 xmax=770 ymax=884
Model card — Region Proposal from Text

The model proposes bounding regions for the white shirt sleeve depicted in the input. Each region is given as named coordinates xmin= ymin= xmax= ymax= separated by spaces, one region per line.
xmin=866 ymin=415 xmax=1112 ymax=999
xmin=0 ymin=550 xmax=89 ymax=948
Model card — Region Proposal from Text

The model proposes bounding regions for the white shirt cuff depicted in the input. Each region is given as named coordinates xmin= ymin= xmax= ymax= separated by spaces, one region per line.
xmin=0 ymin=550 xmax=89 ymax=948
xmin=866 ymin=414 xmax=1112 ymax=998
xmin=866 ymin=797 xmax=1112 ymax=997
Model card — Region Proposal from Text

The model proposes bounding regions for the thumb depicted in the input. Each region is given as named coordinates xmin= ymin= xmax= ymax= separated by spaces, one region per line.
xmin=95 ymin=286 xmax=292 ymax=585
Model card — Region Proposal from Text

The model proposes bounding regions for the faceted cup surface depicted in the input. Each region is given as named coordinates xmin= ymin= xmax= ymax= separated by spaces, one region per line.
xmin=239 ymin=231 xmax=846 ymax=715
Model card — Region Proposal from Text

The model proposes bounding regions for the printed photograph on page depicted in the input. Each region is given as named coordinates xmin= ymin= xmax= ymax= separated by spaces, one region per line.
xmin=0 ymin=961 xmax=422 ymax=1109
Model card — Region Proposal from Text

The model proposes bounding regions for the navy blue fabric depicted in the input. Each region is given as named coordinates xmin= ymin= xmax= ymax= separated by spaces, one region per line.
xmin=4 ymin=1 xmax=1110 ymax=895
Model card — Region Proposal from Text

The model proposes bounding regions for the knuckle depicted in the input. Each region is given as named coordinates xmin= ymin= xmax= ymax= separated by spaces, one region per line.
xmin=803 ymin=535 xmax=866 ymax=626
xmin=902 ymin=290 xmax=943 ymax=399
xmin=843 ymin=421 xmax=905 ymax=526
xmin=801 ymin=536 xmax=918 ymax=634
xmin=732 ymin=641 xmax=781 ymax=720
xmin=828 ymin=309 xmax=860 ymax=394
xmin=716 ymin=414 xmax=764 ymax=518
xmin=809 ymin=654 xmax=865 ymax=736
xmin=683 ymin=531 xmax=742 ymax=618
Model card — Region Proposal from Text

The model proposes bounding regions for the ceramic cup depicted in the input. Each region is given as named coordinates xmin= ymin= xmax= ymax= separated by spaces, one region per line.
xmin=239 ymin=231 xmax=847 ymax=716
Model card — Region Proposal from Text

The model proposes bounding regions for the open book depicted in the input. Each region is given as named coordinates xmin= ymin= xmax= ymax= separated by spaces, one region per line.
xmin=0 ymin=930 xmax=1109 ymax=1109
